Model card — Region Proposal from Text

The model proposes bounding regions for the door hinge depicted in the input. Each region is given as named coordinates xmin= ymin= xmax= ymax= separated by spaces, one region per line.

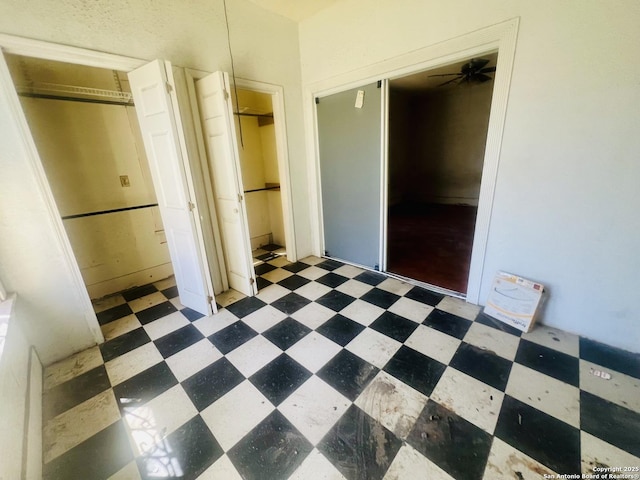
xmin=249 ymin=278 xmax=255 ymax=285
xmin=238 ymin=193 xmax=243 ymax=202
xmin=377 ymin=80 xmax=382 ymax=88
xmin=207 ymin=295 xmax=214 ymax=303
xmin=188 ymin=201 xmax=196 ymax=211
xmin=165 ymin=82 xmax=173 ymax=94
xmin=223 ymin=89 xmax=230 ymax=100
xmin=315 ymin=97 xmax=320 ymax=105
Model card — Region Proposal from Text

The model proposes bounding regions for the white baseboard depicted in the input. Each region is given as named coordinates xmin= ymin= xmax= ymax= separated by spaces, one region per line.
xmin=86 ymin=263 xmax=174 ymax=299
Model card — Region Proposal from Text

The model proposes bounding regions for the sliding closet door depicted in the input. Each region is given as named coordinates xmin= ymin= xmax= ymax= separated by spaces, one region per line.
xmin=317 ymin=83 xmax=382 ymax=269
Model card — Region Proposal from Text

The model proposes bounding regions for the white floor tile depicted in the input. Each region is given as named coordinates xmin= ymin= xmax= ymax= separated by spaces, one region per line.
xmin=92 ymin=294 xmax=126 ymax=313
xmin=462 ymin=322 xmax=520 ymax=361
xmin=107 ymin=460 xmax=142 ymax=480
xmin=268 ymin=256 xmax=291 ymax=267
xmin=377 ymin=278 xmax=413 ymax=296
xmin=506 ymin=363 xmax=580 ymax=428
xmin=346 ymin=328 xmax=401 ymax=369
xmin=383 ymin=444 xmax=455 ymax=480
xmin=105 ymin=342 xmax=164 ymax=386
xmin=355 ymin=371 xmax=427 ymax=440
xmin=332 ymin=264 xmax=365 ymax=279
xmin=153 ymin=276 xmax=176 ymax=291
xmin=288 ymin=449 xmax=347 ymax=480
xmin=256 ymin=283 xmax=290 ymax=303
xmin=294 ymin=281 xmax=332 ymax=301
xmin=129 ymin=291 xmax=170 ymax=313
xmin=101 ymin=314 xmax=142 ymax=342
xmin=580 ymin=431 xmax=640 ymax=476
xmin=430 ymin=367 xmax=504 ymax=434
xmin=286 ymin=332 xmax=342 ymax=373
xmin=404 ymin=325 xmax=460 ymax=365
xmin=123 ymin=385 xmax=198 ymax=457
xmin=216 ymin=290 xmax=246 ymax=308
xmin=291 ymin=303 xmax=335 ymax=329
xmin=483 ymin=437 xmax=556 ymax=480
xmin=279 ymin=376 xmax=351 ymax=445
xmin=388 ymin=297 xmax=434 ymax=323
xmin=166 ymin=339 xmax=222 ymax=382
xmin=435 ymin=296 xmax=480 ymax=321
xmin=241 ymin=305 xmax=287 ymax=333
xmin=169 ymin=297 xmax=184 ymax=310
xmin=44 ymin=346 xmax=104 ymax=391
xmin=226 ymin=335 xmax=282 ymax=377
xmin=197 ymin=454 xmax=243 ymax=480
xmin=261 ymin=268 xmax=293 ymax=283
xmin=193 ymin=309 xmax=238 ymax=337
xmin=335 ymin=279 xmax=373 ymax=298
xmin=44 ymin=389 xmax=120 ymax=463
xmin=522 ymin=324 xmax=580 ymax=357
xmin=340 ymin=299 xmax=385 ymax=326
xmin=297 ymin=266 xmax=329 ymax=280
xmin=579 ymin=359 xmax=640 ymax=413
xmin=300 ymin=256 xmax=324 ymax=266
xmin=201 ymin=381 xmax=274 ymax=451
xmin=143 ymin=311 xmax=190 ymax=340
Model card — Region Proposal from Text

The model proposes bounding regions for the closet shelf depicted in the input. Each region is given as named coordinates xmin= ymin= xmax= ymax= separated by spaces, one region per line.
xmin=244 ymin=184 xmax=280 ymax=194
xmin=16 ymin=82 xmax=133 ymax=105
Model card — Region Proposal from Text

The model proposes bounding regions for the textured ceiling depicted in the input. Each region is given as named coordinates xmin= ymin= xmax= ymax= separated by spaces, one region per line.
xmin=246 ymin=0 xmax=343 ymax=21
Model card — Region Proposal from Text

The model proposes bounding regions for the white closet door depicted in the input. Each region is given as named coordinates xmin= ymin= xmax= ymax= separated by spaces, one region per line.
xmin=195 ymin=72 xmax=256 ymax=296
xmin=128 ymin=60 xmax=214 ymax=315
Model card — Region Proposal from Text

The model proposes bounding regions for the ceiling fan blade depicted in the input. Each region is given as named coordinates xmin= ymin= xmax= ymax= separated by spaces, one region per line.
xmin=479 ymin=66 xmax=496 ymax=73
xmin=428 ymin=73 xmax=463 ymax=77
xmin=437 ymin=76 xmax=461 ymax=87
xmin=474 ymin=73 xmax=493 ymax=82
xmin=470 ymin=58 xmax=490 ymax=69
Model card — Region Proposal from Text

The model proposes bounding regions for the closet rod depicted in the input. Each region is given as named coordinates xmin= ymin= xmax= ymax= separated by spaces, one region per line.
xmin=244 ymin=186 xmax=280 ymax=194
xmin=233 ymin=112 xmax=273 ymax=118
xmin=18 ymin=92 xmax=134 ymax=107
xmin=61 ymin=203 xmax=158 ymax=220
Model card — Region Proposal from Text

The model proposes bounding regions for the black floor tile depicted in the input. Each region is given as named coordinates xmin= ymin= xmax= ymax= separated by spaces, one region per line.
xmin=316 ymin=314 xmax=365 ymax=346
xmin=228 ymin=410 xmax=313 ymax=480
xmin=404 ymin=286 xmax=444 ymax=306
xmin=182 ymin=358 xmax=244 ymax=411
xmin=254 ymin=263 xmax=277 ymax=276
xmin=262 ymin=317 xmax=311 ymax=350
xmin=316 ymin=259 xmax=344 ymax=271
xmin=96 ymin=303 xmax=133 ymax=326
xmin=261 ymin=243 xmax=282 ymax=252
xmin=383 ymin=346 xmax=446 ymax=397
xmin=317 ymin=350 xmax=378 ymax=401
xmin=122 ymin=284 xmax=158 ymax=301
xmin=579 ymin=337 xmax=640 ymax=379
xmin=100 ymin=327 xmax=151 ymax=362
xmin=112 ymin=362 xmax=178 ymax=410
xmin=354 ymin=271 xmax=386 ymax=286
xmin=495 ymin=395 xmax=581 ymax=474
xmin=423 ymin=309 xmax=472 ymax=340
xmin=315 ymin=290 xmax=356 ymax=312
xmin=136 ymin=301 xmax=178 ymax=325
xmin=161 ymin=285 xmax=179 ymax=299
xmin=43 ymin=365 xmax=111 ymax=421
xmin=407 ymin=399 xmax=493 ymax=480
xmin=154 ymin=324 xmax=204 ymax=358
xmin=181 ymin=307 xmax=204 ymax=322
xmin=256 ymin=276 xmax=272 ymax=290
xmin=580 ymin=390 xmax=640 ymax=457
xmin=256 ymin=252 xmax=277 ymax=261
xmin=449 ymin=342 xmax=513 ymax=391
xmin=475 ymin=312 xmax=523 ymax=337
xmin=270 ymin=292 xmax=311 ymax=315
xmin=316 ymin=272 xmax=349 ymax=288
xmin=249 ymin=354 xmax=312 ymax=406
xmin=282 ymin=261 xmax=310 ymax=273
xmin=225 ymin=296 xmax=267 ymax=318
xmin=208 ymin=321 xmax=258 ymax=354
xmin=370 ymin=311 xmax=419 ymax=342
xmin=515 ymin=339 xmax=579 ymax=386
xmin=43 ymin=420 xmax=133 ymax=480
xmin=318 ymin=404 xmax=402 ymax=480
xmin=137 ymin=415 xmax=222 ymax=480
xmin=277 ymin=274 xmax=311 ymax=291
xmin=360 ymin=288 xmax=400 ymax=309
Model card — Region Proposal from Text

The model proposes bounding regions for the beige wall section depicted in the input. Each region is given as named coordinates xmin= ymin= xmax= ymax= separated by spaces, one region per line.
xmin=0 ymin=0 xmax=307 ymax=364
xmin=300 ymin=1 xmax=640 ymax=352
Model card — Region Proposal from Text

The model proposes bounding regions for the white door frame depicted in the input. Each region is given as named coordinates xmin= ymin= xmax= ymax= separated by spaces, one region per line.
xmin=303 ymin=18 xmax=519 ymax=304
xmin=184 ymin=69 xmax=297 ymax=263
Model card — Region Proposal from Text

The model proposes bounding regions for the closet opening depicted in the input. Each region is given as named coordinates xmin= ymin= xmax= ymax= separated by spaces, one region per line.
xmin=5 ymin=54 xmax=179 ymax=303
xmin=386 ymin=53 xmax=497 ymax=294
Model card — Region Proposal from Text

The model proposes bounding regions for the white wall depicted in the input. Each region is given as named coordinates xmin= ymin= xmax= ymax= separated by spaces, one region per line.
xmin=0 ymin=0 xmax=309 ymax=364
xmin=300 ymin=0 xmax=640 ymax=352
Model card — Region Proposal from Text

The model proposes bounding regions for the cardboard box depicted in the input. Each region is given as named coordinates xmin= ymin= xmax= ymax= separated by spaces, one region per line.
xmin=484 ymin=272 xmax=544 ymax=333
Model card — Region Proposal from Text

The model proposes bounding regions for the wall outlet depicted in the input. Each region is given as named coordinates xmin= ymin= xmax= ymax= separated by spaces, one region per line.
xmin=120 ymin=175 xmax=130 ymax=187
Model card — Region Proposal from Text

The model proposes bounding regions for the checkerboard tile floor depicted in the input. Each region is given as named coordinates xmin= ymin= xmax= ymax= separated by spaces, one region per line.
xmin=42 ymin=256 xmax=640 ymax=479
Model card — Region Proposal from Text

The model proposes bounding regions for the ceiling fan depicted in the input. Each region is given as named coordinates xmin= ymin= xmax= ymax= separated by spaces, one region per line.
xmin=429 ymin=58 xmax=496 ymax=87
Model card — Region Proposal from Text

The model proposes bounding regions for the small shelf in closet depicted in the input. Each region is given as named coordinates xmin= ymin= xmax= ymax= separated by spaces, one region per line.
xmin=244 ymin=183 xmax=280 ymax=194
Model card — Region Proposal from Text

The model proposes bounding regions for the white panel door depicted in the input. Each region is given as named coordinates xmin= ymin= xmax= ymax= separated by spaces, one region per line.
xmin=195 ymin=72 xmax=256 ymax=296
xmin=128 ymin=60 xmax=214 ymax=315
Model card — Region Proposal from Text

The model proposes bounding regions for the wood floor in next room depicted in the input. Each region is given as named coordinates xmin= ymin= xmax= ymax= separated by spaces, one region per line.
xmin=42 ymin=255 xmax=640 ymax=480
